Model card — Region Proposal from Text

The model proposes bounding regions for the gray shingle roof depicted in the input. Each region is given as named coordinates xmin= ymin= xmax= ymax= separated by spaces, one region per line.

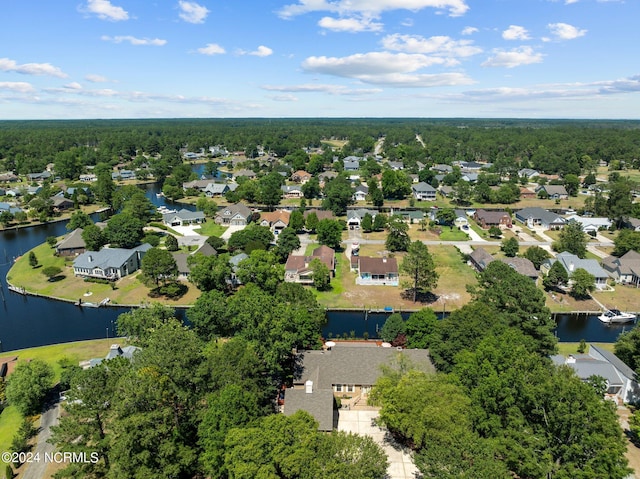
xmin=515 ymin=207 xmax=565 ymax=226
xmin=283 ymin=388 xmax=336 ymax=431
xmin=73 ymin=244 xmax=150 ymax=270
xmin=555 ymin=251 xmax=608 ymax=278
xmin=56 ymin=228 xmax=86 ymax=250
xmin=162 ymin=208 xmax=205 ymax=222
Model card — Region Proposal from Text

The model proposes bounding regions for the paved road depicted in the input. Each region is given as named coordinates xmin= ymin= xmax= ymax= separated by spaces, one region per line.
xmin=21 ymin=393 xmax=61 ymax=479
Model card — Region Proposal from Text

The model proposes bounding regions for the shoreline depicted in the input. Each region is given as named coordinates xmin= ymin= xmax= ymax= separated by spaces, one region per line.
xmin=0 ymin=206 xmax=110 ymax=233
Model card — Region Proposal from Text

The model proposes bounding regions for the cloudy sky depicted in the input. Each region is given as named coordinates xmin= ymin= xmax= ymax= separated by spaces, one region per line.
xmin=1 ymin=0 xmax=639 ymax=119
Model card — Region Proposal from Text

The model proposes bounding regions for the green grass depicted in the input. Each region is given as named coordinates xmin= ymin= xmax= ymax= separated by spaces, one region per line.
xmin=0 ymin=338 xmax=128 ymax=465
xmin=314 ymin=254 xmax=347 ymax=305
xmin=439 ymin=228 xmax=470 ymax=241
xmin=194 ymin=220 xmax=227 ymax=237
xmin=556 ymin=342 xmax=614 ymax=355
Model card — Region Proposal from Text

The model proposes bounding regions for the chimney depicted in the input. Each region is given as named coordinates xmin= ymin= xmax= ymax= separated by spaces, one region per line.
xmin=88 ymin=255 xmax=93 ymax=262
xmin=569 ymin=262 xmax=575 ymax=272
xmin=566 ymin=355 xmax=576 ymax=364
xmin=305 ymin=380 xmax=313 ymax=394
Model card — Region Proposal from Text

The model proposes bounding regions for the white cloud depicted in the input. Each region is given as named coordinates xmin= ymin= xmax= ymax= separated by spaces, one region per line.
xmin=461 ymin=26 xmax=478 ymax=35
xmin=83 ymin=0 xmax=129 ymax=21
xmin=301 ymin=52 xmax=474 ymax=87
xmin=278 ymin=0 xmax=469 ymax=19
xmin=0 ymin=58 xmax=67 ymax=78
xmin=63 ymin=82 xmax=83 ymax=90
xmin=269 ymin=94 xmax=299 ymax=102
xmin=318 ymin=16 xmax=383 ymax=32
xmin=178 ymin=1 xmax=210 ymax=24
xmin=381 ymin=34 xmax=482 ymax=58
xmin=197 ymin=43 xmax=226 ymax=55
xmin=85 ymin=74 xmax=109 ymax=83
xmin=0 ymin=82 xmax=35 ymax=93
xmin=481 ymin=46 xmax=544 ymax=68
xmin=238 ymin=45 xmax=274 ymax=57
xmin=547 ymin=22 xmax=587 ymax=40
xmin=101 ymin=35 xmax=167 ymax=46
xmin=565 ymin=0 xmax=579 ymax=4
xmin=262 ymin=83 xmax=382 ymax=95
xmin=401 ymin=18 xmax=414 ymax=27
xmin=502 ymin=25 xmax=530 ymax=40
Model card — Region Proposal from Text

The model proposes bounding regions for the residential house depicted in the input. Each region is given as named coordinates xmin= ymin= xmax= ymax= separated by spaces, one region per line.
xmin=162 ymin=209 xmax=206 ymax=227
xmin=51 ymin=196 xmax=74 ymax=212
xmin=233 ymin=169 xmax=257 ymax=181
xmin=601 ymin=250 xmax=640 ymax=287
xmin=318 ymin=171 xmax=338 ymax=187
xmin=259 ymin=210 xmax=290 ymax=236
xmin=469 ymin=247 xmax=538 ymax=280
xmin=454 ymin=209 xmax=469 ymax=227
xmin=431 ymin=164 xmax=453 ymax=174
xmin=473 ymin=209 xmax=512 ymax=229
xmin=536 ymin=184 xmax=568 ymax=200
xmin=80 ymin=343 xmax=141 ymax=369
xmin=281 ymin=185 xmax=304 ymax=199
xmin=291 ymin=170 xmax=312 ymax=184
xmin=458 ymin=161 xmax=485 ymax=171
xmin=439 ymin=185 xmax=454 ymax=198
xmin=354 ymin=256 xmax=398 ymax=286
xmin=515 ymin=207 xmax=566 ymax=230
xmin=353 ymin=185 xmax=368 ymax=202
xmin=461 ymin=173 xmax=478 ymax=183
xmin=518 ymin=168 xmax=540 ymax=180
xmin=214 ymin=203 xmax=253 ymax=226
xmin=412 ymin=182 xmax=437 ymax=201
xmin=0 ymin=172 xmax=19 ymax=182
xmin=182 ymin=179 xmax=213 ymax=191
xmin=387 ymin=161 xmax=404 ymax=170
xmin=346 ymin=209 xmax=377 ymax=229
xmin=625 ymin=218 xmax=640 ymax=232
xmin=342 ymin=156 xmax=361 ymax=171
xmin=79 ymin=173 xmax=97 ymax=182
xmin=205 ymin=182 xmax=237 ymax=197
xmin=27 ymin=171 xmax=51 ymax=182
xmin=0 ymin=187 xmax=5 ymax=196
xmin=172 ymin=242 xmax=217 ymax=279
xmin=0 ymin=202 xmax=22 ymax=215
xmin=399 ymin=210 xmax=426 ymax=224
xmin=285 ymin=245 xmax=335 ymax=284
xmin=520 ymin=187 xmax=537 ymax=199
xmin=543 ymin=251 xmax=609 ymax=289
xmin=285 ymin=344 xmax=434 ymax=430
xmin=73 ymin=244 xmax=151 ymax=280
xmin=551 ymin=345 xmax=640 ymax=404
xmin=27 ymin=186 xmax=42 ymax=195
xmin=565 ymin=215 xmax=612 ymax=233
xmin=416 ymin=161 xmax=426 ymax=171
xmin=408 ymin=174 xmax=419 ymax=183
xmin=228 ymin=252 xmax=249 ymax=287
xmin=111 ymin=170 xmax=136 ymax=180
xmin=56 ymin=228 xmax=87 ymax=257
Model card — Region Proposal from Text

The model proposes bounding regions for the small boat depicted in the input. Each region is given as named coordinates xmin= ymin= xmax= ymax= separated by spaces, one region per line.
xmin=598 ymin=309 xmax=636 ymax=324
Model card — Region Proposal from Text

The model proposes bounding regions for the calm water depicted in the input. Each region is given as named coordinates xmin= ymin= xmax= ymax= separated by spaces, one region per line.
xmin=0 ymin=182 xmax=634 ymax=352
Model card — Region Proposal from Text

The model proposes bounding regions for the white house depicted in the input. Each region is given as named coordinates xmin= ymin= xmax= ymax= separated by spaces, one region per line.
xmin=73 ymin=244 xmax=151 ymax=280
xmin=412 ymin=182 xmax=437 ymax=201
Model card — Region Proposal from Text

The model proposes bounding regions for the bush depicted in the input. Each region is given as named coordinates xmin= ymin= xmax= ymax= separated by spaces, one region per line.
xmin=149 ymin=222 xmax=168 ymax=230
xmin=84 ymin=277 xmax=111 ymax=284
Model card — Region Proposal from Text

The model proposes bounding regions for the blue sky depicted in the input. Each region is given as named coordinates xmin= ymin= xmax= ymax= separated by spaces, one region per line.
xmin=1 ymin=0 xmax=639 ymax=119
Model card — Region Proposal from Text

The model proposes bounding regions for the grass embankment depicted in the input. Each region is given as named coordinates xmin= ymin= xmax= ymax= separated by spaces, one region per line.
xmin=6 ymin=242 xmax=200 ymax=306
xmin=0 ymin=339 xmax=128 ymax=465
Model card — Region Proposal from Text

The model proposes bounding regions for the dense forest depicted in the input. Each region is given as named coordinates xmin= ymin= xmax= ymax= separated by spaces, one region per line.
xmin=1 ymin=118 xmax=640 ymax=176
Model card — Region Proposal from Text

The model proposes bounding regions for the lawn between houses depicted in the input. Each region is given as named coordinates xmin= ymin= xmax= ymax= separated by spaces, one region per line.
xmin=0 ymin=338 xmax=129 ymax=467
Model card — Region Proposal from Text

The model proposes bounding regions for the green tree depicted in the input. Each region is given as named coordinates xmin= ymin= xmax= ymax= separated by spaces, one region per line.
xmin=188 ymin=253 xmax=232 ymax=292
xmin=164 ymin=234 xmax=179 ymax=251
xmin=275 ymin=227 xmax=301 ymax=261
xmin=302 ymin=176 xmax=321 ymax=199
xmin=0 ymin=210 xmax=13 ymax=227
xmin=543 ymin=260 xmax=569 ymax=290
xmin=322 ymin=175 xmax=354 ymax=215
xmin=187 ymin=289 xmax=229 ymax=340
xmin=372 ymin=213 xmax=387 ymax=231
xmin=523 ymin=245 xmax=551 ymax=269
xmin=385 ymin=215 xmax=410 ymax=252
xmin=227 ymin=224 xmax=274 ymax=252
xmin=235 ymin=250 xmax=284 ymax=293
xmin=379 ymin=313 xmax=405 ymax=343
xmin=28 ymin=251 xmax=39 ymax=268
xmin=608 ymin=178 xmax=634 ymax=228
xmin=81 ymin=223 xmax=107 ymax=251
xmin=381 ymin=170 xmax=411 ymax=199
xmin=570 ymin=267 xmax=595 ymax=298
xmin=500 ymin=236 xmax=519 ymax=257
xmin=41 ymin=265 xmax=62 ymax=280
xmin=66 ymin=210 xmax=92 ymax=231
xmin=141 ymin=247 xmax=177 ymax=286
xmin=436 ymin=208 xmax=456 ymax=226
xmin=367 ymin=179 xmax=384 ymax=207
xmin=613 ymin=229 xmax=640 ymax=257
xmin=310 ymin=257 xmax=331 ymax=291
xmin=452 ymin=179 xmax=472 ymax=205
xmin=116 ymin=303 xmax=176 ymax=344
xmin=361 ymin=212 xmax=373 ymax=232
xmin=405 ymin=308 xmax=439 ymax=349
xmin=196 ymin=197 xmax=218 ymax=217
xmin=316 ymin=219 xmax=343 ymax=249
xmin=104 ymin=213 xmax=144 ymax=249
xmin=563 ymin=173 xmax=580 ymax=196
xmin=289 ymin=209 xmax=305 ymax=231
xmin=257 ymin=171 xmax=284 ymax=210
xmin=6 ymin=359 xmax=54 ymax=416
xmin=615 ymin=327 xmax=640 ymax=373
xmin=400 ymin=241 xmax=438 ymax=301
xmin=488 ymin=226 xmax=502 ymax=238
xmin=553 ymin=220 xmax=587 ymax=258
xmin=305 ymin=211 xmax=319 ymax=232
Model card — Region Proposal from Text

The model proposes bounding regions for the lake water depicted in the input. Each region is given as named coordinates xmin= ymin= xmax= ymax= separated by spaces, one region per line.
xmin=0 ymin=182 xmax=635 ymax=352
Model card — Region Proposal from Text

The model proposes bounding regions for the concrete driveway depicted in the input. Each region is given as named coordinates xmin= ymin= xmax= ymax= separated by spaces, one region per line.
xmin=221 ymin=224 xmax=245 ymax=240
xmin=338 ymin=409 xmax=419 ymax=479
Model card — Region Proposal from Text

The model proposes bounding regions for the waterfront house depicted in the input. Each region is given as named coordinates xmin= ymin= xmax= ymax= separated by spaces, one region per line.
xmin=172 ymin=242 xmax=218 ymax=279
xmin=0 ymin=356 xmax=19 ymax=380
xmin=214 ymin=203 xmax=253 ymax=226
xmin=601 ymin=250 xmax=640 ymax=287
xmin=543 ymin=251 xmax=609 ymax=289
xmin=412 ymin=182 xmax=437 ymax=201
xmin=204 ymin=182 xmax=237 ymax=197
xmin=56 ymin=228 xmax=87 ymax=257
xmin=284 ymin=245 xmax=335 ymax=284
xmin=73 ymin=244 xmax=151 ymax=280
xmin=51 ymin=196 xmax=74 ymax=212
xmin=469 ymin=247 xmax=538 ymax=280
xmin=232 ymin=169 xmax=257 ymax=181
xmin=284 ymin=344 xmax=434 ymax=430
xmin=162 ymin=209 xmax=206 ymax=227
xmin=354 ymin=256 xmax=398 ymax=286
xmin=552 ymin=345 xmax=640 ymax=404
xmin=80 ymin=343 xmax=141 ymax=369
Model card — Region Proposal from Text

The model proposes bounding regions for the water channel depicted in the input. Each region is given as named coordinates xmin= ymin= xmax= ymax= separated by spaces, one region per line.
xmin=0 ymin=181 xmax=635 ymax=353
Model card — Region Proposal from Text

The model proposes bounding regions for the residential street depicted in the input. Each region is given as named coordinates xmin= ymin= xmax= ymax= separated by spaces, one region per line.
xmin=21 ymin=393 xmax=61 ymax=479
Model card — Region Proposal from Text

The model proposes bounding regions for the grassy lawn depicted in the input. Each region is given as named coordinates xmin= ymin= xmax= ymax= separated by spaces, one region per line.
xmin=194 ymin=220 xmax=227 ymax=237
xmin=430 ymin=245 xmax=477 ymax=311
xmin=556 ymin=342 xmax=614 ymax=356
xmin=439 ymin=227 xmax=470 ymax=241
xmin=7 ymin=244 xmax=199 ymax=306
xmin=0 ymin=338 xmax=128 ymax=466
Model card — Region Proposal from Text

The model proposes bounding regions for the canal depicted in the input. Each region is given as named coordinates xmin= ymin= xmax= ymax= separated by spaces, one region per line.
xmin=0 ymin=182 xmax=635 ymax=352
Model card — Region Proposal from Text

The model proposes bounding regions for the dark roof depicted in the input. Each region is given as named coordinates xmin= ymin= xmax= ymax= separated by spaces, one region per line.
xmin=294 ymin=345 xmax=434 ymax=389
xmin=515 ymin=207 xmax=565 ymax=225
xmin=56 ymin=228 xmax=86 ymax=250
xmin=501 ymin=257 xmax=538 ymax=279
xmin=283 ymin=388 xmax=336 ymax=431
xmin=358 ymin=256 xmax=397 ymax=275
xmin=475 ymin=209 xmax=510 ymax=223
xmin=590 ymin=344 xmax=636 ymax=380
xmin=285 ymin=246 xmax=335 ymax=273
xmin=304 ymin=209 xmax=335 ymax=221
xmin=172 ymin=253 xmax=190 ymax=274
xmin=469 ymin=247 xmax=494 ymax=270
